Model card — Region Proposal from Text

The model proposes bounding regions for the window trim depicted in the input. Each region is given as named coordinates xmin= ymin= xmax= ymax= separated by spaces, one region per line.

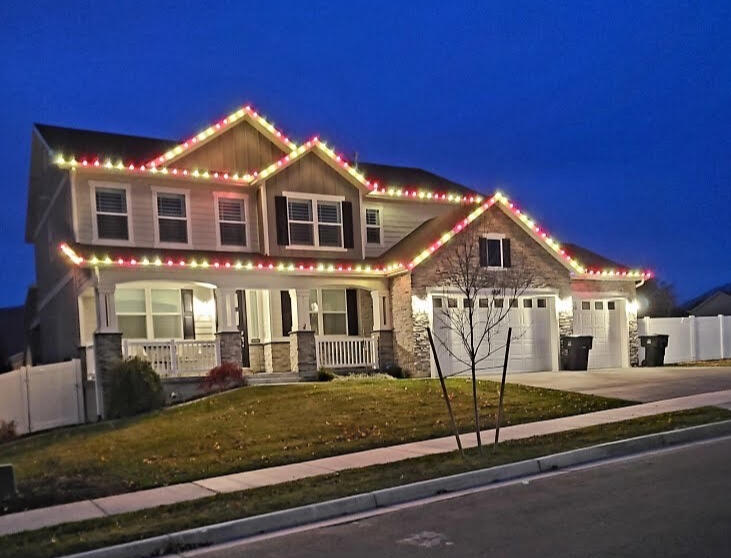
xmin=483 ymin=233 xmax=506 ymax=269
xmin=283 ymin=191 xmax=347 ymax=251
xmin=364 ymin=205 xmax=384 ymax=247
xmin=213 ymin=192 xmax=249 ymax=251
xmin=90 ymin=181 xmax=134 ymax=246
xmin=152 ymin=186 xmax=192 ymax=248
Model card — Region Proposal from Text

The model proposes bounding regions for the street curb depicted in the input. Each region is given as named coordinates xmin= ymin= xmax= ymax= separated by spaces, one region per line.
xmin=63 ymin=419 xmax=731 ymax=558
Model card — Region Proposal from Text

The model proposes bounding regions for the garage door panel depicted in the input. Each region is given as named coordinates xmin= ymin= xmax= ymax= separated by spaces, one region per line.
xmin=573 ymin=299 xmax=623 ymax=369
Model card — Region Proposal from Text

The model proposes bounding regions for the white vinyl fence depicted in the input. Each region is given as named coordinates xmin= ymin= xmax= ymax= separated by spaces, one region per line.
xmin=0 ymin=360 xmax=85 ymax=436
xmin=639 ymin=315 xmax=731 ymax=364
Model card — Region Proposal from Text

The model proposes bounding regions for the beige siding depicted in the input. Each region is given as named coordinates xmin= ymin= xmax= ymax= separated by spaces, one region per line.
xmin=174 ymin=119 xmax=286 ymax=172
xmin=73 ymin=171 xmax=260 ymax=253
xmin=363 ymin=199 xmax=454 ymax=258
xmin=264 ymin=152 xmax=364 ymax=259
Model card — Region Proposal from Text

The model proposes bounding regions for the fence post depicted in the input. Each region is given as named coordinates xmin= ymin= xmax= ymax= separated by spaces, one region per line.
xmin=689 ymin=315 xmax=697 ymax=362
xmin=170 ymin=340 xmax=179 ymax=376
xmin=720 ymin=315 xmax=726 ymax=359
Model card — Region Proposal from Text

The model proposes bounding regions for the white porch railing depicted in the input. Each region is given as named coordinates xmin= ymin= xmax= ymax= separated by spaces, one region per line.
xmin=315 ymin=336 xmax=378 ymax=370
xmin=122 ymin=339 xmax=220 ymax=377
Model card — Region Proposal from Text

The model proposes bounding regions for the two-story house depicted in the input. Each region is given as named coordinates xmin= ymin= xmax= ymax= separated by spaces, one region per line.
xmin=25 ymin=103 xmax=650 ymax=413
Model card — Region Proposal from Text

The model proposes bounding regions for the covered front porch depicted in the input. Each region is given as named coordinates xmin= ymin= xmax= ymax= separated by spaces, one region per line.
xmin=80 ymin=269 xmax=394 ymax=379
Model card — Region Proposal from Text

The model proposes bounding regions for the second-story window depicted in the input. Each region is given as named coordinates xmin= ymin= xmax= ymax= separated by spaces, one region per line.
xmin=287 ymin=198 xmax=314 ymax=245
xmin=93 ymin=184 xmax=130 ymax=241
xmin=317 ymin=200 xmax=342 ymax=247
xmin=286 ymin=195 xmax=344 ymax=248
xmin=216 ymin=195 xmax=247 ymax=248
xmin=155 ymin=190 xmax=189 ymax=245
xmin=365 ymin=207 xmax=382 ymax=245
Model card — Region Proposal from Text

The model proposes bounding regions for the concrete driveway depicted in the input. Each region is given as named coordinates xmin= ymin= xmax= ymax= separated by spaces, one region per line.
xmin=481 ymin=366 xmax=731 ymax=402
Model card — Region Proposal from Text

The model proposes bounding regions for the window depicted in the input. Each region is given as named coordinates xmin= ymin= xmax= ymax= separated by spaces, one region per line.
xmin=433 ymin=297 xmax=443 ymax=308
xmin=365 ymin=207 xmax=382 ymax=245
xmin=116 ymin=289 xmax=147 ymax=339
xmin=479 ymin=298 xmax=489 ymax=308
xmin=523 ymin=299 xmax=533 ymax=308
xmin=115 ymin=288 xmax=187 ymax=340
xmin=581 ymin=301 xmax=591 ymax=310
xmin=151 ymin=289 xmax=183 ymax=338
xmin=308 ymin=289 xmax=348 ymax=335
xmin=494 ymin=298 xmax=504 ymax=308
xmin=447 ymin=298 xmax=458 ymax=308
xmin=216 ymin=195 xmax=247 ymax=247
xmin=608 ymin=301 xmax=616 ymax=310
xmin=480 ymin=235 xmax=511 ymax=268
xmin=92 ymin=184 xmax=130 ymax=241
xmin=509 ymin=299 xmax=518 ymax=308
xmin=537 ymin=298 xmax=547 ymax=308
xmin=595 ymin=301 xmax=604 ymax=310
xmin=155 ymin=191 xmax=189 ymax=244
xmin=286 ymin=195 xmax=344 ymax=248
xmin=317 ymin=201 xmax=342 ymax=247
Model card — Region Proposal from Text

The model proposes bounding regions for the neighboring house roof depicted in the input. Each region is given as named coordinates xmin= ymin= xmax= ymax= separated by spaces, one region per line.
xmin=35 ymin=124 xmax=178 ymax=164
xmin=357 ymin=162 xmax=474 ymax=197
xmin=561 ymin=243 xmax=626 ymax=271
xmin=683 ymin=282 xmax=731 ymax=312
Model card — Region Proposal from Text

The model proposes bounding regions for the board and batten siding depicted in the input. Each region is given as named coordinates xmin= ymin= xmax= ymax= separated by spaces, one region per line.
xmin=264 ymin=151 xmax=364 ymax=260
xmin=73 ymin=172 xmax=260 ymax=252
xmin=173 ymin=119 xmax=286 ymax=172
xmin=363 ymin=199 xmax=453 ymax=258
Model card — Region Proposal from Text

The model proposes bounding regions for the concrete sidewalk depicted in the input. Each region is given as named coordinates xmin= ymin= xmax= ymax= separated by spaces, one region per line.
xmin=2 ymin=389 xmax=731 ymax=537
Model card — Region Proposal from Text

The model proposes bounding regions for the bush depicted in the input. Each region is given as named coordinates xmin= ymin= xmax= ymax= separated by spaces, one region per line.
xmin=107 ymin=357 xmax=165 ymax=419
xmin=201 ymin=362 xmax=245 ymax=392
xmin=317 ymin=368 xmax=336 ymax=382
xmin=0 ymin=420 xmax=16 ymax=443
xmin=382 ymin=364 xmax=407 ymax=379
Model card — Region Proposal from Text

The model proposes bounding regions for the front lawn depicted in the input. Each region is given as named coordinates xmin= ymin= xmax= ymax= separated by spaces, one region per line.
xmin=2 ymin=407 xmax=728 ymax=558
xmin=0 ymin=378 xmax=631 ymax=512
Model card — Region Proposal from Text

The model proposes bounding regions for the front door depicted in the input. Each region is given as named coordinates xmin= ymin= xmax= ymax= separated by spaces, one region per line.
xmin=235 ymin=290 xmax=250 ymax=367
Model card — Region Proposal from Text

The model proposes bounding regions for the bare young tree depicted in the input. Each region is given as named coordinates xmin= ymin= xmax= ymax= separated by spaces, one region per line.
xmin=431 ymin=227 xmax=540 ymax=451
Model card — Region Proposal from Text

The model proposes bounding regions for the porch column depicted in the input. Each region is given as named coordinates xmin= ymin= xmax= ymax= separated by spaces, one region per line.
xmin=215 ymin=287 xmax=243 ymax=367
xmin=289 ymin=289 xmax=316 ymax=379
xmin=371 ymin=289 xmax=394 ymax=369
xmin=93 ymin=284 xmax=121 ymax=420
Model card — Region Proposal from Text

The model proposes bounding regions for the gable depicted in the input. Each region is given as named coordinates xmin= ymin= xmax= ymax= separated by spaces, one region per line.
xmin=173 ymin=118 xmax=288 ymax=172
xmin=265 ymin=150 xmax=362 ymax=198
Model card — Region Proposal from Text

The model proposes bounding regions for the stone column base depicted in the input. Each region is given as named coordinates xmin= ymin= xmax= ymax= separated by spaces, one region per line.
xmin=290 ymin=330 xmax=316 ymax=380
xmin=216 ymin=331 xmax=243 ymax=367
xmin=371 ymin=329 xmax=394 ymax=369
xmin=94 ymin=331 xmax=122 ymax=419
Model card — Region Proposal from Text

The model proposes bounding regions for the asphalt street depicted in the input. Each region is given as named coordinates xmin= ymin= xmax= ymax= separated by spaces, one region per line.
xmin=188 ymin=436 xmax=731 ymax=558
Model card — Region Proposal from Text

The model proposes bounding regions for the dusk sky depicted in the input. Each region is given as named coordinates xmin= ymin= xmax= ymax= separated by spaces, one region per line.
xmin=1 ymin=1 xmax=729 ymax=307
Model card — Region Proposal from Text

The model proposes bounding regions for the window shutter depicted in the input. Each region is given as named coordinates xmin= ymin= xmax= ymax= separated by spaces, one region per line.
xmin=346 ymin=289 xmax=359 ymax=336
xmin=479 ymin=237 xmax=488 ymax=267
xmin=280 ymin=290 xmax=292 ymax=336
xmin=275 ymin=196 xmax=289 ymax=245
xmin=236 ymin=290 xmax=249 ymax=367
xmin=180 ymin=289 xmax=195 ymax=339
xmin=502 ymin=238 xmax=512 ymax=267
xmin=342 ymin=201 xmax=354 ymax=249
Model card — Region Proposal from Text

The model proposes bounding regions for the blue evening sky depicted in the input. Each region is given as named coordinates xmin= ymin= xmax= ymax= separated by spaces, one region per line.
xmin=1 ymin=0 xmax=729 ymax=306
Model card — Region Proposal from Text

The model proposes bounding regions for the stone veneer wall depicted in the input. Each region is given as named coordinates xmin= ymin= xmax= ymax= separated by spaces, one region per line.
xmin=558 ymin=311 xmax=573 ymax=337
xmin=390 ymin=273 xmax=419 ymax=376
xmin=217 ymin=331 xmax=242 ymax=367
xmin=93 ymin=331 xmax=122 ymax=419
xmin=264 ymin=341 xmax=291 ymax=373
xmin=290 ymin=330 xmax=317 ymax=379
xmin=248 ymin=343 xmax=265 ymax=373
xmin=372 ymin=329 xmax=395 ymax=369
xmin=628 ymin=315 xmax=639 ymax=366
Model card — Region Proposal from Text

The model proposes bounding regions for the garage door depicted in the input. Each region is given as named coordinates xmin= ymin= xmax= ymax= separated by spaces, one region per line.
xmin=572 ymin=299 xmax=624 ymax=369
xmin=432 ymin=295 xmax=553 ymax=376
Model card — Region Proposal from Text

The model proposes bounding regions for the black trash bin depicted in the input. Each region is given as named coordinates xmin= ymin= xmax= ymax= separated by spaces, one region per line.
xmin=560 ymin=335 xmax=593 ymax=371
xmin=640 ymin=334 xmax=669 ymax=366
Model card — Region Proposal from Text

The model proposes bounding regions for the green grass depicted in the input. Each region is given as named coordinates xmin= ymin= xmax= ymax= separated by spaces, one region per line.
xmin=0 ymin=378 xmax=631 ymax=513
xmin=1 ymin=406 xmax=728 ymax=558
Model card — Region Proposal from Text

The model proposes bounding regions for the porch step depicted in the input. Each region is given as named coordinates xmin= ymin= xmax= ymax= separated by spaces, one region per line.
xmin=247 ymin=372 xmax=301 ymax=386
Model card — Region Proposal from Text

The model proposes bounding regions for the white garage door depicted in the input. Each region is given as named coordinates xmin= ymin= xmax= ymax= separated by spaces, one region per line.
xmin=572 ymin=299 xmax=624 ymax=369
xmin=432 ymin=295 xmax=553 ymax=376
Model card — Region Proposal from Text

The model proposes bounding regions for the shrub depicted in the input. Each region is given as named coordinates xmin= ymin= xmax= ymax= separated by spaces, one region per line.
xmin=382 ymin=364 xmax=407 ymax=379
xmin=201 ymin=362 xmax=245 ymax=392
xmin=0 ymin=420 xmax=16 ymax=443
xmin=317 ymin=368 xmax=336 ymax=382
xmin=107 ymin=357 xmax=165 ymax=419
